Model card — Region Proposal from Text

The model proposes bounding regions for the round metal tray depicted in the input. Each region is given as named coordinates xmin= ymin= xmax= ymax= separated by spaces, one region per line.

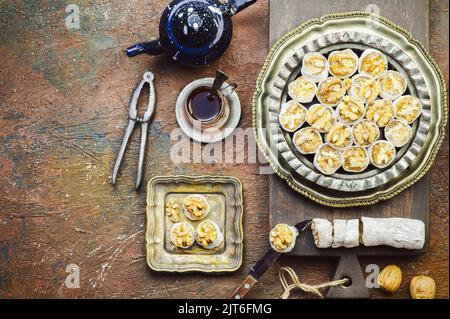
xmin=253 ymin=12 xmax=447 ymax=207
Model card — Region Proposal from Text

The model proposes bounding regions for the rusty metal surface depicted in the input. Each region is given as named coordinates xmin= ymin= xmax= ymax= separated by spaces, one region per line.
xmin=0 ymin=0 xmax=448 ymax=298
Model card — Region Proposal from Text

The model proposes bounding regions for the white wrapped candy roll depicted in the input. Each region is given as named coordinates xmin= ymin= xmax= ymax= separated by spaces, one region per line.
xmin=343 ymin=219 xmax=360 ymax=248
xmin=332 ymin=219 xmax=347 ymax=248
xmin=361 ymin=217 xmax=425 ymax=249
xmin=311 ymin=218 xmax=333 ymax=248
xmin=331 ymin=219 xmax=359 ymax=248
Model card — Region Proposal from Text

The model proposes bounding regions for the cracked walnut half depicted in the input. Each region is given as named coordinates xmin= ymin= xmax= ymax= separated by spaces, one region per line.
xmin=352 ymin=120 xmax=380 ymax=147
xmin=326 ymin=123 xmax=353 ymax=149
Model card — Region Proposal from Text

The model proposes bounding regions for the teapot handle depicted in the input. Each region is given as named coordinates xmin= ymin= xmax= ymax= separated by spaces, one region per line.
xmin=125 ymin=39 xmax=165 ymax=57
xmin=228 ymin=0 xmax=257 ymax=15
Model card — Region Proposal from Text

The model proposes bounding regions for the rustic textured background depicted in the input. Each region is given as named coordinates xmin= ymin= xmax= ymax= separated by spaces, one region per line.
xmin=0 ymin=0 xmax=448 ymax=298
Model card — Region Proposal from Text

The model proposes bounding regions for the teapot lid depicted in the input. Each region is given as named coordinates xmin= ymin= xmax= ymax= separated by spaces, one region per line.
xmin=159 ymin=0 xmax=233 ymax=66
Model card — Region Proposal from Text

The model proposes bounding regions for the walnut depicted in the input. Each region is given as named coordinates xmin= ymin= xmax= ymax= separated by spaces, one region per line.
xmin=329 ymin=50 xmax=358 ymax=78
xmin=306 ymin=105 xmax=335 ymax=132
xmin=317 ymin=78 xmax=346 ymax=105
xmin=288 ymin=77 xmax=317 ymax=103
xmin=170 ymin=223 xmax=195 ymax=248
xmin=352 ymin=120 xmax=380 ymax=147
xmin=394 ymin=96 xmax=422 ymax=124
xmin=380 ymin=71 xmax=407 ymax=99
xmin=360 ymin=50 xmax=387 ymax=78
xmin=304 ymin=54 xmax=326 ymax=75
xmin=337 ymin=96 xmax=365 ymax=125
xmin=366 ymin=100 xmax=394 ymax=127
xmin=314 ymin=144 xmax=342 ymax=175
xmin=350 ymin=76 xmax=380 ymax=102
xmin=183 ymin=195 xmax=209 ymax=220
xmin=410 ymin=275 xmax=436 ymax=299
xmin=326 ymin=123 xmax=352 ymax=149
xmin=385 ymin=119 xmax=412 ymax=147
xmin=378 ymin=265 xmax=402 ymax=294
xmin=293 ymin=128 xmax=323 ymax=154
xmin=270 ymin=224 xmax=295 ymax=252
xmin=165 ymin=199 xmax=180 ymax=223
xmin=370 ymin=141 xmax=396 ymax=168
xmin=196 ymin=221 xmax=218 ymax=247
xmin=342 ymin=146 xmax=369 ymax=173
xmin=279 ymin=101 xmax=307 ymax=132
xmin=381 ymin=72 xmax=405 ymax=93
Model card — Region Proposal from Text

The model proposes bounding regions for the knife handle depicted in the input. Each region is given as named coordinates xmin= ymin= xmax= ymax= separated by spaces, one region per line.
xmin=230 ymin=275 xmax=258 ymax=299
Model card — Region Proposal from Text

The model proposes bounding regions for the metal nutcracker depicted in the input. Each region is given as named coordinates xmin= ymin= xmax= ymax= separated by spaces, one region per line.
xmin=112 ymin=72 xmax=156 ymax=189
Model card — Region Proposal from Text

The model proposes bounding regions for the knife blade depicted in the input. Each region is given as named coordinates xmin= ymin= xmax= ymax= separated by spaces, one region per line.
xmin=230 ymin=219 xmax=312 ymax=299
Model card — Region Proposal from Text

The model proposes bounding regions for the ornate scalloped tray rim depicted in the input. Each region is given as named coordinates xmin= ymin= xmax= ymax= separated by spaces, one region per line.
xmin=145 ymin=175 xmax=244 ymax=272
xmin=252 ymin=12 xmax=447 ymax=208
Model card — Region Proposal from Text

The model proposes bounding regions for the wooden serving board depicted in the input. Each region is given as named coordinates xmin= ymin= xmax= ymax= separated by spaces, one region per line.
xmin=269 ymin=0 xmax=430 ymax=298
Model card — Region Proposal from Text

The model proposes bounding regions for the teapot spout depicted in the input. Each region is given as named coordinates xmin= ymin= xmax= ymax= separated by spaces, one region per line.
xmin=227 ymin=0 xmax=257 ymax=15
xmin=125 ymin=39 xmax=165 ymax=57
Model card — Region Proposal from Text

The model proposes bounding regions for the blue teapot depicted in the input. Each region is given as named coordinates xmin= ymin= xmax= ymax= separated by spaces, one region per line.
xmin=125 ymin=0 xmax=257 ymax=67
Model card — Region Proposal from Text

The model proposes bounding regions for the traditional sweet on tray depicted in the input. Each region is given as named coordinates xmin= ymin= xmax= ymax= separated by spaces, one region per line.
xmin=410 ymin=276 xmax=436 ymax=299
xmin=385 ymin=119 xmax=413 ymax=147
xmin=288 ymin=76 xmax=317 ymax=104
xmin=314 ymin=144 xmax=342 ymax=175
xmin=293 ymin=127 xmax=323 ymax=155
xmin=170 ymin=222 xmax=196 ymax=249
xmin=317 ymin=77 xmax=347 ymax=106
xmin=369 ymin=140 xmax=396 ymax=169
xmin=312 ymin=217 xmax=425 ymax=250
xmin=349 ymin=74 xmax=381 ymax=103
xmin=358 ymin=49 xmax=388 ymax=78
xmin=342 ymin=146 xmax=369 ymax=173
xmin=328 ymin=49 xmax=359 ymax=79
xmin=311 ymin=219 xmax=333 ymax=249
xmin=195 ymin=220 xmax=224 ymax=249
xmin=394 ymin=95 xmax=423 ymax=124
xmin=301 ymin=52 xmax=329 ymax=83
xmin=352 ymin=120 xmax=380 ymax=147
xmin=280 ymin=48 xmax=423 ymax=176
xmin=269 ymin=223 xmax=298 ymax=253
xmin=326 ymin=122 xmax=352 ymax=149
xmin=279 ymin=100 xmax=307 ymax=132
xmin=166 ymin=199 xmax=180 ymax=223
xmin=378 ymin=265 xmax=403 ymax=294
xmin=336 ymin=96 xmax=366 ymax=125
xmin=366 ymin=99 xmax=395 ymax=127
xmin=361 ymin=217 xmax=425 ymax=249
xmin=379 ymin=71 xmax=408 ymax=100
xmin=183 ymin=194 xmax=210 ymax=220
xmin=306 ymin=104 xmax=335 ymax=133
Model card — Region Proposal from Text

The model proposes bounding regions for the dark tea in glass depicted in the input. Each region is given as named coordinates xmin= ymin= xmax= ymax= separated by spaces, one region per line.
xmin=187 ymin=86 xmax=223 ymax=122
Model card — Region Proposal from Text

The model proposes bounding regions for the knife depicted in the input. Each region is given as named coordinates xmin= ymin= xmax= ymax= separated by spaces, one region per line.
xmin=230 ymin=219 xmax=312 ymax=299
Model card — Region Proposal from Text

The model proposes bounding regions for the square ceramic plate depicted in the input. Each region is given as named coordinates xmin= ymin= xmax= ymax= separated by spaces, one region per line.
xmin=146 ymin=175 xmax=244 ymax=272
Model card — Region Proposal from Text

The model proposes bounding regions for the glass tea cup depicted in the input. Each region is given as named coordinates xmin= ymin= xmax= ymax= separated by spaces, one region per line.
xmin=185 ymin=83 xmax=237 ymax=129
